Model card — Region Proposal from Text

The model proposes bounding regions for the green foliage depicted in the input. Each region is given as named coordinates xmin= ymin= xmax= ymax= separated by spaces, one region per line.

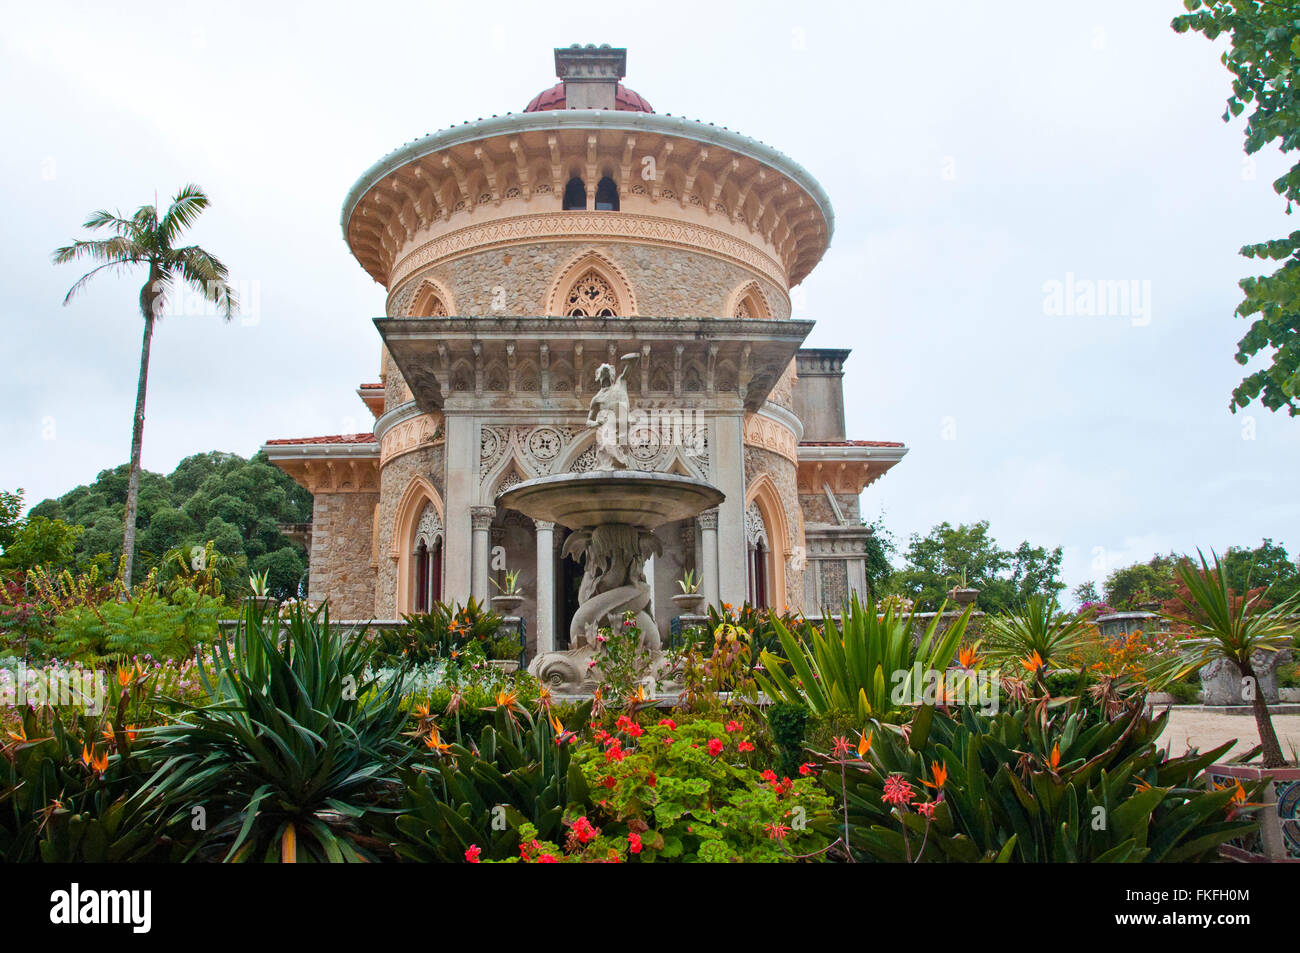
xmin=29 ymin=451 xmax=310 ymax=593
xmin=48 ymin=589 xmax=220 ymax=665
xmin=1173 ymin=1 xmax=1300 ymax=415
xmin=0 ymin=705 xmax=175 ymax=862
xmin=0 ymin=516 xmax=82 ymax=573
xmin=575 ymin=714 xmax=834 ymax=862
xmin=381 ymin=598 xmax=503 ymax=665
xmin=755 ymin=593 xmax=973 ymax=724
xmin=144 ymin=600 xmax=411 ymax=861
xmin=983 ymin=595 xmax=1093 ymax=675
xmin=1105 ymin=553 xmax=1180 ymax=609
xmin=0 ymin=489 xmax=23 ymax=554
xmin=1219 ymin=538 xmax=1300 ymax=604
xmin=894 ymin=520 xmax=1064 ymax=612
xmin=821 ymin=702 xmax=1258 ymax=863
xmin=393 ymin=703 xmax=593 ymax=862
xmin=766 ymin=702 xmax=810 ymax=779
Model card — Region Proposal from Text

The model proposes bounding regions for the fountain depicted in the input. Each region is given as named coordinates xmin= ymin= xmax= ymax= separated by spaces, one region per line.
xmin=497 ymin=354 xmax=723 ymax=694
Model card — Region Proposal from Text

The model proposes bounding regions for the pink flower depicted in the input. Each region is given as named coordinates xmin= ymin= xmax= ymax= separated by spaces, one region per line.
xmin=657 ymin=718 xmax=677 ymax=729
xmin=465 ymin=844 xmax=481 ymax=863
xmin=707 ymin=738 xmax=724 ymax=757
xmin=882 ymin=774 xmax=915 ymax=807
xmin=628 ymin=832 xmax=643 ymax=854
xmin=725 ymin=720 xmax=743 ymax=733
xmin=914 ymin=800 xmax=937 ymax=819
xmin=738 ymin=740 xmax=755 ymax=753
xmin=571 ymin=816 xmax=599 ymax=844
xmin=537 ymin=854 xmax=558 ymax=863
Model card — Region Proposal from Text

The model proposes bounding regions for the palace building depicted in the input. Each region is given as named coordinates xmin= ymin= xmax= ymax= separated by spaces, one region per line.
xmin=262 ymin=44 xmax=907 ymax=655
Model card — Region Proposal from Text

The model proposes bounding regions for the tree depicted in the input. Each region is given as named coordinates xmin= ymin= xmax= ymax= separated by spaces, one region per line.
xmin=894 ymin=520 xmax=1063 ymax=613
xmin=1104 ymin=554 xmax=1181 ymax=609
xmin=1072 ymin=580 xmax=1100 ymax=606
xmin=53 ymin=185 xmax=236 ymax=587
xmin=0 ymin=516 xmax=82 ymax=573
xmin=0 ymin=488 xmax=23 ymax=555
xmin=1174 ymin=3 xmax=1300 ymax=416
xmin=1219 ymin=538 xmax=1300 ymax=604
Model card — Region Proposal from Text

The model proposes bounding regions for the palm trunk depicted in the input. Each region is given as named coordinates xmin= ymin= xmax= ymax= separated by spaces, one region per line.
xmin=1239 ymin=656 xmax=1285 ymax=768
xmin=120 ymin=308 xmax=155 ymax=592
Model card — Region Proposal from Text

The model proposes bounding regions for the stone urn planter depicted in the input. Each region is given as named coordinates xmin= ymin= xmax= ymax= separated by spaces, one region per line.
xmin=1199 ymin=652 xmax=1284 ymax=706
xmin=671 ymin=592 xmax=706 ymax=616
xmin=488 ymin=659 xmax=520 ymax=673
xmin=1206 ymin=762 xmax=1300 ymax=862
xmin=948 ymin=587 xmax=979 ymax=607
xmin=490 ymin=594 xmax=525 ymax=616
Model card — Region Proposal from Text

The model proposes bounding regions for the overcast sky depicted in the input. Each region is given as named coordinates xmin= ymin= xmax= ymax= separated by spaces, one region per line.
xmin=2 ymin=0 xmax=1296 ymax=602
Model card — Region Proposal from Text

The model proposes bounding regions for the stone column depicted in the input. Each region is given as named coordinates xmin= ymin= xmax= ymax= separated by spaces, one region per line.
xmin=711 ymin=413 xmax=747 ymax=607
xmin=698 ymin=508 xmax=720 ymax=610
xmin=534 ymin=519 xmax=555 ymax=656
xmin=442 ymin=414 xmax=477 ymax=602
xmin=470 ymin=505 xmax=495 ymax=603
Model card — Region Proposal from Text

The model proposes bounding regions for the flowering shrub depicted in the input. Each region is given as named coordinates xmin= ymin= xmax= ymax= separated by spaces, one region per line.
xmin=574 ymin=714 xmax=833 ymax=862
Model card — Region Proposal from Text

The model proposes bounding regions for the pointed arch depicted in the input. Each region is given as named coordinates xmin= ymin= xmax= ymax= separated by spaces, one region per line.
xmin=745 ymin=473 xmax=791 ymax=609
xmin=408 ymin=277 xmax=455 ymax=317
xmin=392 ymin=475 xmax=445 ymax=614
xmin=545 ymin=249 xmax=638 ymax=317
xmin=726 ymin=280 xmax=772 ymax=320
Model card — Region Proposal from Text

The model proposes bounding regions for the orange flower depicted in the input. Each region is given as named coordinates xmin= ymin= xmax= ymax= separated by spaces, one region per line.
xmin=1021 ymin=650 xmax=1045 ymax=674
xmin=1135 ymin=777 xmax=1152 ymax=793
xmin=92 ymin=748 xmax=109 ymax=775
xmin=495 ymin=689 xmax=518 ymax=710
xmin=857 ymin=730 xmax=873 ymax=759
xmin=116 ymin=667 xmax=132 ymax=688
xmin=425 ymin=727 xmax=452 ymax=754
xmin=923 ymin=760 xmax=948 ymax=789
xmin=412 ymin=702 xmax=431 ymax=722
xmin=80 ymin=744 xmax=93 ymax=767
xmin=6 ymin=726 xmax=26 ymax=744
xmin=1048 ymin=743 xmax=1061 ymax=771
xmin=958 ymin=645 xmax=979 ymax=669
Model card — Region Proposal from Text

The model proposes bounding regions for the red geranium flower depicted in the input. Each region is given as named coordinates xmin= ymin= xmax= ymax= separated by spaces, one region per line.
xmin=628 ymin=832 xmax=643 ymax=854
xmin=465 ymin=844 xmax=481 ymax=863
xmin=707 ymin=738 xmax=725 ymax=757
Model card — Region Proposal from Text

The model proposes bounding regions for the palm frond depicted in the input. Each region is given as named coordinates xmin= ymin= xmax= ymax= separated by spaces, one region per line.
xmin=60 ymin=259 xmax=144 ymax=305
xmin=172 ymin=245 xmax=236 ymax=319
xmin=157 ymin=184 xmax=210 ymax=248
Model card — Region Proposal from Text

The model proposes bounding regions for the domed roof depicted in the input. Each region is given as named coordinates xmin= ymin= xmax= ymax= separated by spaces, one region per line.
xmin=524 ymin=82 xmax=653 ymax=113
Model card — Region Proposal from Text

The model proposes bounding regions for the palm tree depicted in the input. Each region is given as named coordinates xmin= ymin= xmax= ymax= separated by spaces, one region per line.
xmin=53 ymin=185 xmax=236 ymax=588
xmin=1168 ymin=550 xmax=1298 ymax=768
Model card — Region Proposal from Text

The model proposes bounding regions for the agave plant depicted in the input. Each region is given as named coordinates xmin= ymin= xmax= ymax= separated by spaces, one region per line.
xmin=1166 ymin=550 xmax=1299 ymax=768
xmin=819 ymin=701 xmax=1257 ymax=862
xmin=754 ymin=593 xmax=973 ymax=723
xmin=982 ymin=595 xmax=1092 ymax=685
xmin=143 ymin=599 xmax=411 ymax=861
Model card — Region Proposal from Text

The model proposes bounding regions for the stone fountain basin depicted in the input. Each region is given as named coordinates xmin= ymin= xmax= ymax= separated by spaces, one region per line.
xmin=497 ymin=470 xmax=724 ymax=530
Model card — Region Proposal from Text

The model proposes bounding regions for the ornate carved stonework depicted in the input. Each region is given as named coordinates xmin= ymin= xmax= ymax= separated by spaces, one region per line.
xmin=744 ymin=502 xmax=769 ymax=547
xmin=743 ymin=412 xmax=798 ymax=464
xmin=379 ymin=413 xmax=444 ymax=466
xmin=470 ymin=505 xmax=497 ymax=530
xmin=389 ymin=211 xmax=788 ymax=293
xmin=414 ymin=503 xmax=443 ymax=548
xmin=564 ymin=270 xmax=620 ymax=316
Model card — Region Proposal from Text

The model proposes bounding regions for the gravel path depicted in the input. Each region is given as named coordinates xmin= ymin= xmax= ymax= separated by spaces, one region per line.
xmin=1157 ymin=708 xmax=1300 ymax=759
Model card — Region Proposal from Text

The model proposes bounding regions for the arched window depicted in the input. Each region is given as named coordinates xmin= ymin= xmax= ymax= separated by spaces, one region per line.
xmin=745 ymin=502 xmax=771 ymax=608
xmin=409 ymin=282 xmax=451 ymax=317
xmin=563 ymin=177 xmax=587 ymax=210
xmin=595 ymin=176 xmax=619 ymax=211
xmin=412 ymin=503 xmax=443 ymax=613
xmin=565 ymin=270 xmax=619 ymax=317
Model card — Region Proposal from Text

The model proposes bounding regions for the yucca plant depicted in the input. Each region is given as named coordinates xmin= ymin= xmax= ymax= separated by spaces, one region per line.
xmin=143 ymin=599 xmax=411 ymax=861
xmin=755 ymin=593 xmax=972 ymax=723
xmin=819 ymin=701 xmax=1257 ymax=862
xmin=1166 ymin=550 xmax=1299 ymax=768
xmin=983 ymin=595 xmax=1092 ymax=686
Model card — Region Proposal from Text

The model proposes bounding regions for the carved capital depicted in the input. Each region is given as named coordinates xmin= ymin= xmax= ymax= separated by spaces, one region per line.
xmin=470 ymin=505 xmax=497 ymax=530
xmin=697 ymin=508 xmax=719 ymax=531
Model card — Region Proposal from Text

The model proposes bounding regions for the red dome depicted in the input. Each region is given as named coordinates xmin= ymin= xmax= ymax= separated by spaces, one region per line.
xmin=524 ymin=82 xmax=653 ymax=113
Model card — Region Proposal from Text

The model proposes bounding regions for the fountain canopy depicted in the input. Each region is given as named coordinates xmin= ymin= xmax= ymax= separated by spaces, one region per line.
xmin=497 ymin=469 xmax=723 ymax=530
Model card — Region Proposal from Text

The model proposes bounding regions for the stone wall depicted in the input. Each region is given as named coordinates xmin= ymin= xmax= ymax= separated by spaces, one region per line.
xmin=374 ymin=443 xmax=446 ymax=617
xmin=799 ymin=492 xmax=862 ymax=526
xmin=307 ymin=491 xmax=379 ymax=619
xmin=389 ymin=241 xmax=789 ymax=319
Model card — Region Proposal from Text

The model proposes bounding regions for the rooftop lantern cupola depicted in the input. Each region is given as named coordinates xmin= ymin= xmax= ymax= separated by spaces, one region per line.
xmin=555 ymin=43 xmax=627 ymax=110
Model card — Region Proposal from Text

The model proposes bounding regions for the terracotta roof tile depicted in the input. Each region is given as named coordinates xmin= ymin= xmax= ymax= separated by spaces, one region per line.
xmin=264 ymin=433 xmax=376 ymax=446
xmin=524 ymin=82 xmax=653 ymax=113
xmin=799 ymin=440 xmax=905 ymax=448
